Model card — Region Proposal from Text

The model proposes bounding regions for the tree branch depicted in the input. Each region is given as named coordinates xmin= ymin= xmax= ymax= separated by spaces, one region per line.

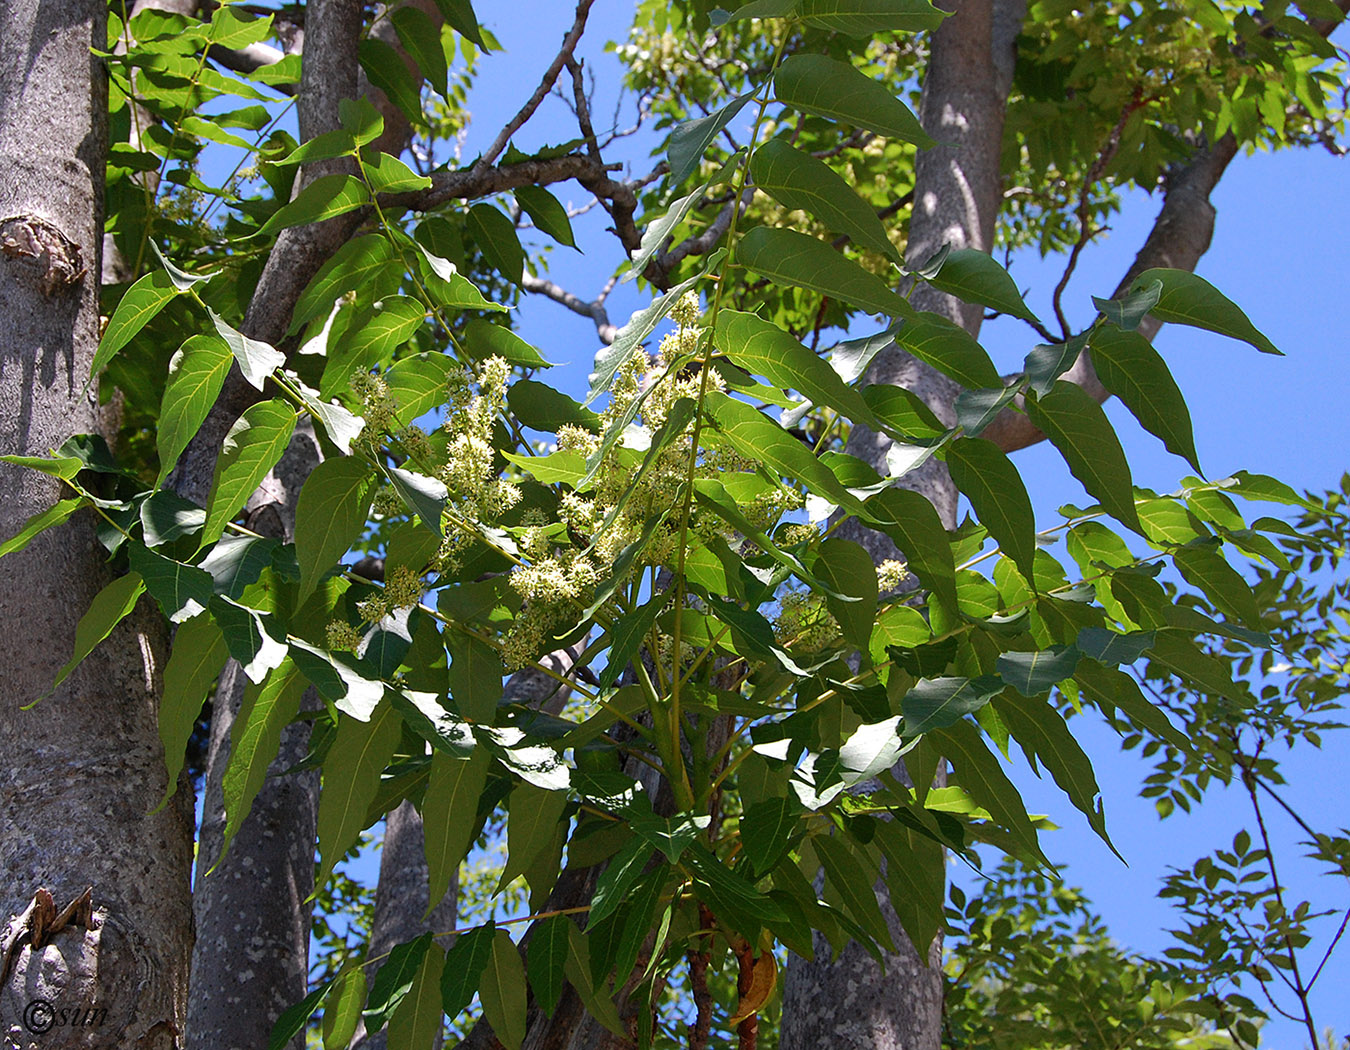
xmin=522 ymin=273 xmax=617 ymax=344
xmin=980 ymin=133 xmax=1239 ymax=455
xmin=476 ymin=0 xmax=596 ymax=171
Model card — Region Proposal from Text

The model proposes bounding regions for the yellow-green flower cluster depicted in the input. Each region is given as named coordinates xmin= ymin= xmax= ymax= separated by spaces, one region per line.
xmin=774 ymin=591 xmax=840 ymax=651
xmin=876 ymin=559 xmax=911 ymax=595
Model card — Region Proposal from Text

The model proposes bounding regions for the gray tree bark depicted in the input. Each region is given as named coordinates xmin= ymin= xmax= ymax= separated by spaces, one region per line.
xmin=348 ymin=803 xmax=458 ymax=1050
xmin=0 ymin=0 xmax=194 ymax=1046
xmin=180 ymin=3 xmax=449 ymax=1045
xmin=781 ymin=3 xmax=1024 ymax=1048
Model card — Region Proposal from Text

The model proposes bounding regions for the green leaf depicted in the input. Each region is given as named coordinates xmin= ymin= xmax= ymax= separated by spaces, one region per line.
xmin=499 ymin=782 xmax=570 ymax=892
xmin=902 ymin=675 xmax=1003 ymax=736
xmin=774 ymin=53 xmax=933 ymax=148
xmin=156 ymin=613 xmax=229 ymax=808
xmin=40 ymin=571 xmax=145 ymax=702
xmin=893 ymin=312 xmax=1002 ymax=389
xmin=446 ymin=632 xmax=503 ymax=722
xmin=208 ymin=309 xmax=286 ymax=391
xmin=1146 ymin=630 xmax=1253 ymax=705
xmin=0 ymin=498 xmax=82 ymax=561
xmin=321 ymin=967 xmax=368 ymax=1050
xmin=865 ymin=487 xmax=958 ymax=617
xmin=706 ymin=391 xmax=869 ymax=518
xmin=863 ymin=385 xmax=946 ymax=439
xmin=587 ymin=253 xmax=721 ymax=405
xmin=220 ymin=657 xmax=308 ymax=862
xmin=423 ymin=748 xmax=491 ymax=906
xmin=1075 ymin=627 xmax=1154 ymax=666
xmin=815 ymin=833 xmax=894 ymax=952
xmin=1093 ymin=280 xmax=1161 ymax=331
xmin=1023 ymin=331 xmax=1088 ymax=396
xmin=129 ymin=544 xmax=213 ymax=623
xmin=931 ymin=719 xmax=1048 ymax=866
xmin=199 ymin=534 xmax=277 ymax=596
xmin=436 ymin=0 xmax=486 ymax=47
xmin=258 ymin=173 xmax=371 ymax=236
xmin=741 ymin=797 xmax=801 ymax=877
xmin=713 ymin=0 xmax=799 ymax=23
xmin=953 ymin=384 xmax=1019 ymax=438
xmin=1025 ymin=381 xmax=1142 ymax=535
xmin=944 ymin=437 xmax=1035 ymax=582
xmin=387 ymin=353 xmax=457 ymax=426
xmin=1224 ymin=471 xmax=1319 ymax=511
xmin=202 ymin=399 xmax=297 ymax=546
xmin=509 ymin=379 xmax=601 ymax=432
xmin=1073 ymin=658 xmax=1190 ymax=753
xmin=1133 ymin=268 xmax=1281 ymax=355
xmin=292 ymin=234 xmax=398 ymax=334
xmin=296 ymin=457 xmax=374 ymax=603
xmin=93 ymin=270 xmax=178 ymax=382
xmin=392 ymin=5 xmax=448 ymax=96
xmin=468 ymin=203 xmax=525 ymax=285
xmin=317 ymin=701 xmax=403 ymax=888
xmin=993 ymin=692 xmax=1114 ymax=854
xmin=157 ymin=335 xmax=234 ymax=484
xmin=1089 ymin=325 xmax=1201 ymax=474
xmin=1172 ymin=543 xmax=1262 ymax=628
xmin=515 ymin=185 xmax=577 ymax=249
xmin=363 ymin=932 xmax=433 ymax=1032
xmin=211 ymin=597 xmax=289 ymax=683
xmin=599 ymin=592 xmax=669 ymax=689
xmin=0 ymin=454 xmax=82 ymax=481
xmin=629 ymin=811 xmax=712 ymax=864
xmin=797 ymin=0 xmax=947 ymax=35
xmin=925 ymin=248 xmax=1038 ymax=323
xmin=385 ymin=942 xmax=445 ymax=1048
xmin=624 ymin=181 xmax=709 ymax=282
xmin=751 ymin=138 xmax=899 ymax=261
xmin=440 ymin=923 xmax=495 ymax=1017
xmin=997 ymin=646 xmax=1081 ymax=697
xmin=289 ymin=639 xmax=386 ymax=721
xmin=359 ymin=37 xmax=425 ymax=128
xmin=480 ymin=930 xmax=528 ymax=1050
xmin=563 ymin=924 xmax=626 ymax=1037
xmin=590 ymin=836 xmax=654 ymax=927
xmin=362 ymin=151 xmax=432 ymax=194
xmin=739 ymin=227 xmax=911 ymax=317
xmin=293 ymin=379 xmax=366 ymax=454
xmin=321 ymin=297 xmax=427 ymax=397
xmin=870 ymin=819 xmax=944 ymax=954
xmin=715 ymin=309 xmax=874 ymax=424
xmin=813 ymin=538 xmax=878 ymax=650
xmin=667 ymin=93 xmax=754 ymax=190
xmin=268 ymin=979 xmax=336 ymax=1050
xmin=386 ymin=465 xmax=448 ymax=537
xmin=465 ymin=318 xmax=553 ymax=368
xmin=528 ymin=915 xmax=572 ymax=1017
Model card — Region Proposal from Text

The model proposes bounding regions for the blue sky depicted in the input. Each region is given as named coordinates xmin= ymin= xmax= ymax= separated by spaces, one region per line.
xmin=445 ymin=6 xmax=1350 ymax=1046
xmin=191 ymin=3 xmax=1350 ymax=1044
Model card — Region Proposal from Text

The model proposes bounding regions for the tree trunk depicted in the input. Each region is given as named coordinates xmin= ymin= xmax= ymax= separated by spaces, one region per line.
xmin=348 ymin=803 xmax=458 ymax=1050
xmin=781 ymin=3 xmax=1023 ymax=1048
xmin=0 ymin=1 xmax=194 ymax=1046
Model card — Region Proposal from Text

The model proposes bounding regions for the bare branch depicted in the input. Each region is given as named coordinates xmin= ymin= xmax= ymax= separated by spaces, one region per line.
xmin=395 ymin=153 xmax=617 ymax=211
xmin=981 ymin=133 xmax=1240 ymax=454
xmin=522 ymin=273 xmax=617 ymax=344
xmin=1051 ymin=87 xmax=1150 ymax=337
xmin=476 ymin=0 xmax=596 ymax=171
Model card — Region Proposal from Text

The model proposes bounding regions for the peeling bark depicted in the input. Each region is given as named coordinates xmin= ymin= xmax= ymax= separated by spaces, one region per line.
xmin=0 ymin=0 xmax=193 ymax=1045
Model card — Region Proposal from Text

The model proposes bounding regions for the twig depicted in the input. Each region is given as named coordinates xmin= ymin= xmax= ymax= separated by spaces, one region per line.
xmin=1051 ymin=87 xmax=1149 ymax=338
xmin=521 ymin=273 xmax=617 ymax=344
xmin=475 ymin=0 xmax=596 ymax=172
